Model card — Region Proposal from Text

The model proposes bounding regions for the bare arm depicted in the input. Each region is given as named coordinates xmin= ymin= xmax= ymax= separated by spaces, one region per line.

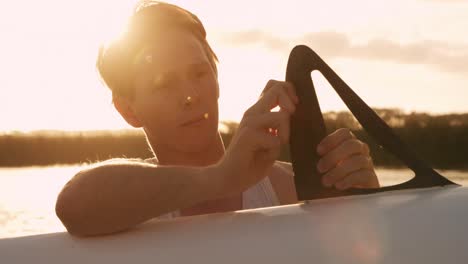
xmin=56 ymin=80 xmax=300 ymax=237
xmin=55 ymin=160 xmax=228 ymax=237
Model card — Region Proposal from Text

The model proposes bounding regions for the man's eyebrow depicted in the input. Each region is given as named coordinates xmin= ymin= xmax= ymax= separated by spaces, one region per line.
xmin=149 ymin=61 xmax=211 ymax=80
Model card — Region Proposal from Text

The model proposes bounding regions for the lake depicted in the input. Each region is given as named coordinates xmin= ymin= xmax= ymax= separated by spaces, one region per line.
xmin=0 ymin=165 xmax=467 ymax=239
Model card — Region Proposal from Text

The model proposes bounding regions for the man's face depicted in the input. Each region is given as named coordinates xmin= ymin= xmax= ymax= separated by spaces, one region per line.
xmin=130 ymin=30 xmax=220 ymax=153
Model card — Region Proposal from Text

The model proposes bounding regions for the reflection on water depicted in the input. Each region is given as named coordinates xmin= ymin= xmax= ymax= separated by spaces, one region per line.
xmin=0 ymin=166 xmax=80 ymax=239
xmin=0 ymin=165 xmax=466 ymax=239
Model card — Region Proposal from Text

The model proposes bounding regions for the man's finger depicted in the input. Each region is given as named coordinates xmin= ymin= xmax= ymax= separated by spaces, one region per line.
xmin=248 ymin=82 xmax=297 ymax=115
xmin=281 ymin=81 xmax=299 ymax=104
xmin=317 ymin=139 xmax=366 ymax=173
xmin=322 ymin=154 xmax=373 ymax=187
xmin=275 ymin=110 xmax=290 ymax=144
xmin=251 ymin=129 xmax=281 ymax=152
xmin=335 ymin=169 xmax=379 ymax=190
xmin=243 ymin=111 xmax=291 ymax=144
xmin=317 ymin=128 xmax=354 ymax=155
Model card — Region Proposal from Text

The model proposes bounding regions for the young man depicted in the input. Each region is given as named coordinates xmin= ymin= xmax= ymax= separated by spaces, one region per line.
xmin=55 ymin=1 xmax=379 ymax=237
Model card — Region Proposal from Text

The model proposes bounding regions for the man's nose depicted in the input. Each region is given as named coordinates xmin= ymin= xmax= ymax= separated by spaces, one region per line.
xmin=180 ymin=82 xmax=200 ymax=108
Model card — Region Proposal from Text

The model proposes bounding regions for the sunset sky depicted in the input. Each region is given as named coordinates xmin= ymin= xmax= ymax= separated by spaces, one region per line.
xmin=1 ymin=0 xmax=467 ymax=131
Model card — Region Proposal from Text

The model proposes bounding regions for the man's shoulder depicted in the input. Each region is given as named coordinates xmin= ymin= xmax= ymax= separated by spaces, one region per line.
xmin=91 ymin=157 xmax=158 ymax=167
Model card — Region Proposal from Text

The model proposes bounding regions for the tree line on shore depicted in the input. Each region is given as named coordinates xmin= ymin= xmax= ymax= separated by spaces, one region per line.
xmin=1 ymin=109 xmax=467 ymax=169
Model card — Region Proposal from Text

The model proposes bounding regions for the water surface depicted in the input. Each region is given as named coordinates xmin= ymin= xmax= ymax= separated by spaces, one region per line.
xmin=0 ymin=166 xmax=466 ymax=239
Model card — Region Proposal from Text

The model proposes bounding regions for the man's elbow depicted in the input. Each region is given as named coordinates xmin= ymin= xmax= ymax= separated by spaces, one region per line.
xmin=55 ymin=170 xmax=105 ymax=237
xmin=55 ymin=189 xmax=90 ymax=237
xmin=55 ymin=190 xmax=130 ymax=237
xmin=55 ymin=185 xmax=112 ymax=237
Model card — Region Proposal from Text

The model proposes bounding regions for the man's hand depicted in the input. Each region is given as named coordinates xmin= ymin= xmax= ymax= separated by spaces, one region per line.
xmin=219 ymin=80 xmax=298 ymax=193
xmin=317 ymin=128 xmax=380 ymax=190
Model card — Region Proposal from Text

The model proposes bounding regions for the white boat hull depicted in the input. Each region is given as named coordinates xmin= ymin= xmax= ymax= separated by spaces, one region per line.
xmin=1 ymin=186 xmax=467 ymax=263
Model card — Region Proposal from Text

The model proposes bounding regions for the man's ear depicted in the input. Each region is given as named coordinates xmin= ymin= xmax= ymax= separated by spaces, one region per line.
xmin=113 ymin=95 xmax=143 ymax=128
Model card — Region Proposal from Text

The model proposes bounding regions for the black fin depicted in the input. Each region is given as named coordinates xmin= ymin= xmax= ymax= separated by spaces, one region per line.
xmin=286 ymin=45 xmax=458 ymax=201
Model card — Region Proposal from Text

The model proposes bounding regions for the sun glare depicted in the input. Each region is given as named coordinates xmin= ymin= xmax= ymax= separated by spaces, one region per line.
xmin=1 ymin=0 xmax=467 ymax=131
xmin=0 ymin=1 xmax=138 ymax=131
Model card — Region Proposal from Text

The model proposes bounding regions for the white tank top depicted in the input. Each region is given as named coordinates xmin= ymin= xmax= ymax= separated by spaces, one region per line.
xmin=155 ymin=176 xmax=280 ymax=220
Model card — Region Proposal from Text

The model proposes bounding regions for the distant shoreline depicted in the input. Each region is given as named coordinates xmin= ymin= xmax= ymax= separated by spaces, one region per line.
xmin=1 ymin=110 xmax=467 ymax=169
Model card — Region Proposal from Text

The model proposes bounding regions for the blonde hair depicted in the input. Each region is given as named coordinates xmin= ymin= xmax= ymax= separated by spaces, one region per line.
xmin=96 ymin=1 xmax=218 ymax=99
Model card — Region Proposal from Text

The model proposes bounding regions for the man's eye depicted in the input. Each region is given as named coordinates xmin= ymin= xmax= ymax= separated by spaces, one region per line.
xmin=152 ymin=76 xmax=172 ymax=91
